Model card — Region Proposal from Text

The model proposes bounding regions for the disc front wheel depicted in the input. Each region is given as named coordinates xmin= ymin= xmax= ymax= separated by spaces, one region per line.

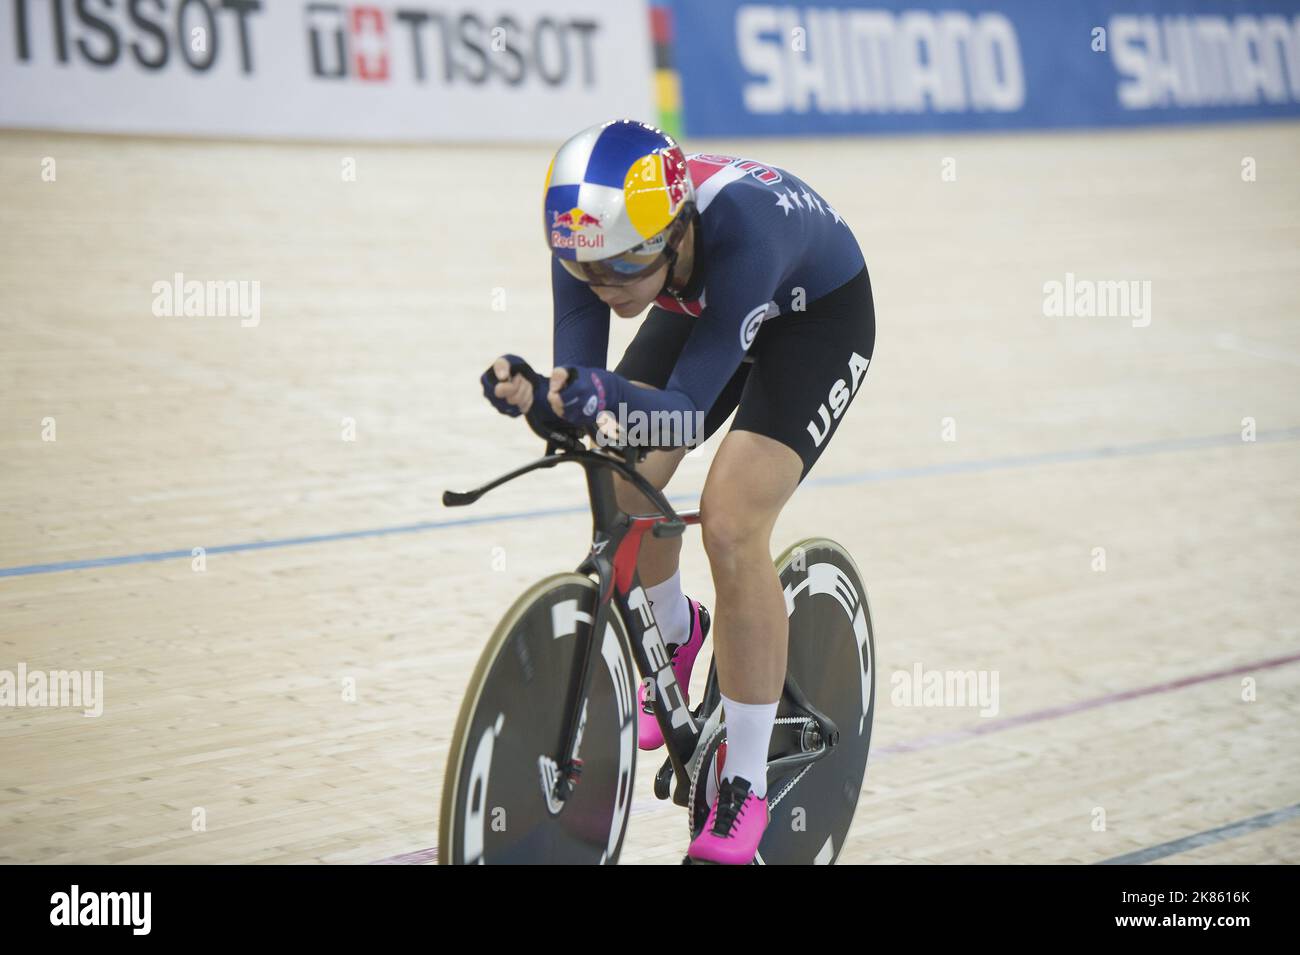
xmin=439 ymin=574 xmax=637 ymax=864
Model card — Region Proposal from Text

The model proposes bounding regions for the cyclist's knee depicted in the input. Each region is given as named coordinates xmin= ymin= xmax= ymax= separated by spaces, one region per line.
xmin=700 ymin=496 xmax=774 ymax=561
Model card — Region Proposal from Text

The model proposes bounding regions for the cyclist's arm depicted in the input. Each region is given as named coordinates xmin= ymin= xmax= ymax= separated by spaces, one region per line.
xmin=552 ymin=258 xmax=611 ymax=368
xmin=563 ymin=223 xmax=783 ymax=432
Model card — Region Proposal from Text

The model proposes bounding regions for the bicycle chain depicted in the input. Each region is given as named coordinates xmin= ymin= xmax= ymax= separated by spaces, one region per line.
xmin=686 ymin=722 xmax=725 ymax=841
xmin=766 ymin=717 xmax=818 ymax=810
xmin=766 ymin=764 xmax=813 ymax=811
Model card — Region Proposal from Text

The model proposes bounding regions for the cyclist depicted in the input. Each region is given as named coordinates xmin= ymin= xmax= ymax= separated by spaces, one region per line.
xmin=481 ymin=119 xmax=875 ymax=865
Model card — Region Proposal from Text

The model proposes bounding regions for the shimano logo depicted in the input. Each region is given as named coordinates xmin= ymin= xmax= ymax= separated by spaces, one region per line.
xmin=736 ymin=6 xmax=1025 ymax=115
xmin=1110 ymin=14 xmax=1300 ymax=109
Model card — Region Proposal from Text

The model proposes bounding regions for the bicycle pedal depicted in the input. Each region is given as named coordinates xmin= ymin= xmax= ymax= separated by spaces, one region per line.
xmin=653 ymin=756 xmax=673 ymax=800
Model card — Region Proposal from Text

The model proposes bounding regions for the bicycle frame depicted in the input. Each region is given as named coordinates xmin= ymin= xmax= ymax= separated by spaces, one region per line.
xmin=445 ymin=422 xmax=706 ymax=805
xmin=444 ymin=416 xmax=842 ymax=816
xmin=572 ymin=467 xmax=705 ymax=807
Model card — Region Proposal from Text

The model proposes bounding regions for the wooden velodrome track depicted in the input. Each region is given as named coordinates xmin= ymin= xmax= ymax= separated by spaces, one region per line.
xmin=1 ymin=123 xmax=1297 ymax=865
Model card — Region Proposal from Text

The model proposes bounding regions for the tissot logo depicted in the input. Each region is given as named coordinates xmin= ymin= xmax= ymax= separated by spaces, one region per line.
xmin=306 ymin=4 xmax=602 ymax=86
xmin=8 ymin=1 xmax=605 ymax=89
xmin=11 ymin=0 xmax=263 ymax=73
xmin=49 ymin=885 xmax=151 ymax=936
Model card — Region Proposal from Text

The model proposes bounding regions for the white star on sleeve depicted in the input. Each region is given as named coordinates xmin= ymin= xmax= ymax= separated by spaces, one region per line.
xmin=802 ymin=189 xmax=823 ymax=214
xmin=825 ymin=203 xmax=842 ymax=224
xmin=775 ymin=191 xmax=794 ymax=215
xmin=786 ymin=188 xmax=803 ymax=210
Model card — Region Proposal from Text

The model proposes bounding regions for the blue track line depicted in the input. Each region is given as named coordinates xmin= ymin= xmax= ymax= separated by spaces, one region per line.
xmin=3 ymin=427 xmax=1298 ymax=580
xmin=1095 ymin=803 xmax=1300 ymax=864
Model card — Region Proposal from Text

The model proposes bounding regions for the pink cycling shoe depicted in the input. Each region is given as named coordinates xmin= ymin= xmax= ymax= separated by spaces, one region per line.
xmin=687 ymin=775 xmax=769 ymax=865
xmin=637 ymin=598 xmax=710 ymax=751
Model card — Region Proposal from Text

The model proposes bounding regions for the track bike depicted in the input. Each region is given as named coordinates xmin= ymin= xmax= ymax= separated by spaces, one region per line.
xmin=439 ymin=375 xmax=876 ymax=864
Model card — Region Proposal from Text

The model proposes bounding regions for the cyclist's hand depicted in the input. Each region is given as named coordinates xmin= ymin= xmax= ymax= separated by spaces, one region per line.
xmin=481 ymin=354 xmax=534 ymax=417
xmin=548 ymin=366 xmax=603 ymax=422
xmin=547 ymin=368 xmax=575 ymax=419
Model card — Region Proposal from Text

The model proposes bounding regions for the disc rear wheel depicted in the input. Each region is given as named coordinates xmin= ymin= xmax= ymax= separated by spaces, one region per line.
xmin=761 ymin=538 xmax=876 ymax=864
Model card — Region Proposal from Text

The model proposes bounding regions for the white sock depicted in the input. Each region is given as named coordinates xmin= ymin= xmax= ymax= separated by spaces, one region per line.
xmin=721 ymin=695 xmax=778 ymax=800
xmin=644 ymin=569 xmax=690 ymax=648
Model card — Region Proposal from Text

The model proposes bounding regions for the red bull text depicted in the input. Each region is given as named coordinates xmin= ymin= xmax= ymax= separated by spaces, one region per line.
xmin=551 ymin=207 xmax=604 ymax=251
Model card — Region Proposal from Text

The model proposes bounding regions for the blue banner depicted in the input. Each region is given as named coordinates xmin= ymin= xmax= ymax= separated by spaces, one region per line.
xmin=665 ymin=0 xmax=1300 ymax=135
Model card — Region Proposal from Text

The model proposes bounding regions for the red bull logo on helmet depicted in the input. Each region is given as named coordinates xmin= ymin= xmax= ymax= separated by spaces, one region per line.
xmin=552 ymin=207 xmax=602 ymax=231
xmin=550 ymin=206 xmax=605 ymax=251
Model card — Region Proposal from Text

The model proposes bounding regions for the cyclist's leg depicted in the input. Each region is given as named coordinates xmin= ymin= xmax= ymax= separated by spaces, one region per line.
xmin=700 ymin=435 xmax=799 ymax=704
xmin=611 ymin=308 xmax=748 ymax=624
xmin=615 ymin=316 xmax=749 ymax=750
xmin=698 ymin=266 xmax=876 ymax=798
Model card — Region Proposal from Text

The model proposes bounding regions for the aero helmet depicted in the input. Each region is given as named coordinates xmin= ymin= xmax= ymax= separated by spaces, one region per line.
xmin=543 ymin=119 xmax=695 ymax=287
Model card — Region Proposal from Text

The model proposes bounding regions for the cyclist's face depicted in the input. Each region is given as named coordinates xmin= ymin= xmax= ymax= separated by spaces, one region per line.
xmin=590 ymin=264 xmax=668 ymax=318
